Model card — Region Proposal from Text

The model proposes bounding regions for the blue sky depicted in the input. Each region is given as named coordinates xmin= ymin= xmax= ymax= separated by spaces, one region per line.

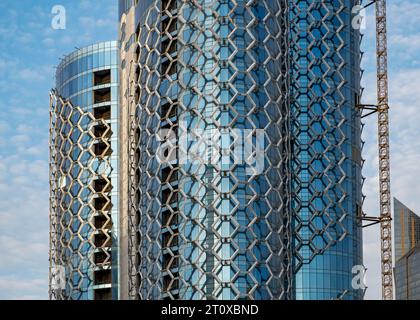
xmin=0 ymin=0 xmax=419 ymax=300
xmin=0 ymin=0 xmax=117 ymax=299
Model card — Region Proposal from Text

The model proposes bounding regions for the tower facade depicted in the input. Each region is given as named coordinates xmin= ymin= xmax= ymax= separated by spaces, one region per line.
xmin=289 ymin=0 xmax=364 ymax=300
xmin=394 ymin=198 xmax=420 ymax=300
xmin=126 ymin=0 xmax=291 ymax=300
xmin=120 ymin=0 xmax=364 ymax=300
xmin=394 ymin=198 xmax=420 ymax=261
xmin=49 ymin=41 xmax=120 ymax=300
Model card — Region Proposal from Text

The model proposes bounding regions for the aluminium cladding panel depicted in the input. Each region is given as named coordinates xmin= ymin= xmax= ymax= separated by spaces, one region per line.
xmin=289 ymin=0 xmax=364 ymax=299
xmin=132 ymin=0 xmax=291 ymax=299
xmin=50 ymin=42 xmax=120 ymax=300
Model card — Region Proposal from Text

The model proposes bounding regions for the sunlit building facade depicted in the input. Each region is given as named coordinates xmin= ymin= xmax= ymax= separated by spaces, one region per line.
xmin=121 ymin=0 xmax=363 ymax=300
xmin=49 ymin=41 xmax=120 ymax=300
xmin=394 ymin=198 xmax=420 ymax=261
xmin=394 ymin=198 xmax=420 ymax=300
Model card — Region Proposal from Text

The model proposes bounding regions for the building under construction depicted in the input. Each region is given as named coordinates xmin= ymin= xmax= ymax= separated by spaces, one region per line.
xmin=118 ymin=0 xmax=364 ymax=300
xmin=49 ymin=0 xmax=394 ymax=300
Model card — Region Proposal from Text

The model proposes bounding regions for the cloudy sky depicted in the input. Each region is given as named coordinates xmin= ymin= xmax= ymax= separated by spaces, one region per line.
xmin=0 ymin=0 xmax=117 ymax=299
xmin=360 ymin=0 xmax=420 ymax=299
xmin=0 ymin=0 xmax=419 ymax=300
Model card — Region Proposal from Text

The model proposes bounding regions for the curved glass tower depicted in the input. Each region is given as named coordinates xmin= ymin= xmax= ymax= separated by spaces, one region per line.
xmin=121 ymin=0 xmax=363 ymax=300
xmin=49 ymin=41 xmax=120 ymax=300
xmin=289 ymin=0 xmax=363 ymax=300
xmin=128 ymin=0 xmax=291 ymax=300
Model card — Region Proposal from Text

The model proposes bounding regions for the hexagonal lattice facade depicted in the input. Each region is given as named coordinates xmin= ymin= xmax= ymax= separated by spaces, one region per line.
xmin=289 ymin=0 xmax=363 ymax=299
xmin=128 ymin=0 xmax=291 ymax=300
xmin=49 ymin=42 xmax=120 ymax=300
xmin=49 ymin=95 xmax=115 ymax=299
xmin=125 ymin=0 xmax=364 ymax=300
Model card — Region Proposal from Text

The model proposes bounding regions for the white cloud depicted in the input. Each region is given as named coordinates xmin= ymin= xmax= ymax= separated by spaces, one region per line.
xmin=0 ymin=58 xmax=7 ymax=71
xmin=0 ymin=276 xmax=47 ymax=300
xmin=0 ymin=121 xmax=9 ymax=133
xmin=42 ymin=37 xmax=55 ymax=47
xmin=10 ymin=134 xmax=30 ymax=145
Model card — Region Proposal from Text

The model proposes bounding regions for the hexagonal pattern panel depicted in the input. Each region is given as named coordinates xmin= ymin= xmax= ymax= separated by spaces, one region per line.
xmin=128 ymin=0 xmax=292 ymax=300
xmin=289 ymin=0 xmax=363 ymax=299
xmin=49 ymin=93 xmax=115 ymax=300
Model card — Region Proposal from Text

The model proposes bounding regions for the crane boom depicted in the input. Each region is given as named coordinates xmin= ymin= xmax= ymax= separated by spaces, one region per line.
xmin=375 ymin=0 xmax=393 ymax=300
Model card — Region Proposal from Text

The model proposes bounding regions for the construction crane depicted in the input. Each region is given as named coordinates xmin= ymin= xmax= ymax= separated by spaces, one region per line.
xmin=375 ymin=0 xmax=393 ymax=301
xmin=357 ymin=0 xmax=393 ymax=300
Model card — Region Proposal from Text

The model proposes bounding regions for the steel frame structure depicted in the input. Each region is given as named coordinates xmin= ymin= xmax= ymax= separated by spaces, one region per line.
xmin=375 ymin=0 xmax=393 ymax=301
xmin=357 ymin=0 xmax=393 ymax=300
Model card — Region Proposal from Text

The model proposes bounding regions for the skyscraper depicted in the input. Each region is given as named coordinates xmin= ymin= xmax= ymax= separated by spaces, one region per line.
xmin=289 ymin=0 xmax=363 ymax=300
xmin=126 ymin=0 xmax=290 ymax=300
xmin=120 ymin=0 xmax=363 ymax=300
xmin=394 ymin=198 xmax=420 ymax=261
xmin=394 ymin=198 xmax=420 ymax=300
xmin=49 ymin=41 xmax=120 ymax=300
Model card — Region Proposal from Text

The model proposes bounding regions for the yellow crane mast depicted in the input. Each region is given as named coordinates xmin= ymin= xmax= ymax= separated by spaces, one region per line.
xmin=357 ymin=0 xmax=393 ymax=300
xmin=375 ymin=0 xmax=393 ymax=300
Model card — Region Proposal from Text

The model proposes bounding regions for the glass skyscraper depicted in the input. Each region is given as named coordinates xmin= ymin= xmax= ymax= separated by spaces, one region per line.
xmin=289 ymin=0 xmax=363 ymax=300
xmin=49 ymin=41 xmax=120 ymax=300
xmin=394 ymin=198 xmax=420 ymax=261
xmin=120 ymin=0 xmax=364 ymax=300
xmin=48 ymin=1 xmax=364 ymax=301
xmin=394 ymin=198 xmax=420 ymax=300
xmin=126 ymin=0 xmax=291 ymax=300
xmin=394 ymin=247 xmax=420 ymax=300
